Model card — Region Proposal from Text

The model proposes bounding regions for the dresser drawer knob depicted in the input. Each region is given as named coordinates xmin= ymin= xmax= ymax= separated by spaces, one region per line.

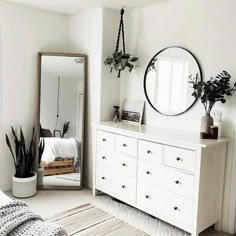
xmin=102 ymin=138 xmax=107 ymax=142
xmin=146 ymin=171 xmax=151 ymax=175
xmin=147 ymin=150 xmax=152 ymax=154
xmin=176 ymin=157 xmax=181 ymax=161
xmin=145 ymin=195 xmax=150 ymax=199
xmin=102 ymin=177 xmax=106 ymax=180
xmin=123 ymin=143 xmax=127 ymax=147
xmin=175 ymin=180 xmax=180 ymax=184
xmin=102 ymin=156 xmax=106 ymax=160
xmin=122 ymin=163 xmax=127 ymax=167
xmin=122 ymin=185 xmax=126 ymax=189
xmin=174 ymin=206 xmax=178 ymax=211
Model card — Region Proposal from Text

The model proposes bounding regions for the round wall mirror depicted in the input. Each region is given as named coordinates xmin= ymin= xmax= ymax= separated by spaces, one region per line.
xmin=144 ymin=47 xmax=202 ymax=116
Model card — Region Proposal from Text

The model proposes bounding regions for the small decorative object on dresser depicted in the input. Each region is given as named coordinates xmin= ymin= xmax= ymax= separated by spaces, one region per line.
xmin=189 ymin=70 xmax=236 ymax=139
xmin=209 ymin=125 xmax=218 ymax=139
xmin=121 ymin=99 xmax=144 ymax=125
xmin=113 ymin=106 xmax=120 ymax=123
xmin=6 ymin=127 xmax=37 ymax=198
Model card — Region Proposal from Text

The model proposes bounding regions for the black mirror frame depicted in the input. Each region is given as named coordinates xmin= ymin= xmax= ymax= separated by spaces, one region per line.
xmin=143 ymin=46 xmax=203 ymax=116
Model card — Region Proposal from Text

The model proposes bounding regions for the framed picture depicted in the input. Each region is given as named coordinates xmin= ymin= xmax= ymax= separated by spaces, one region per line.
xmin=53 ymin=130 xmax=62 ymax=138
xmin=121 ymin=99 xmax=145 ymax=125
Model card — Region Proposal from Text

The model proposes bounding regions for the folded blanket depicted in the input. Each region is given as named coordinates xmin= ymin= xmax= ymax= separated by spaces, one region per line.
xmin=0 ymin=201 xmax=68 ymax=236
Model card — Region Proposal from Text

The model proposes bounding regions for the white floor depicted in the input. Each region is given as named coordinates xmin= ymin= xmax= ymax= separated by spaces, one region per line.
xmin=6 ymin=189 xmax=230 ymax=236
xmin=7 ymin=188 xmax=93 ymax=219
xmin=43 ymin=173 xmax=81 ymax=187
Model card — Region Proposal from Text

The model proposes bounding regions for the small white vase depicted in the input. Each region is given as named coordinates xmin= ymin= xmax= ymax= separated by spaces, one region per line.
xmin=201 ymin=113 xmax=214 ymax=135
xmin=37 ymin=167 xmax=44 ymax=186
xmin=12 ymin=173 xmax=37 ymax=198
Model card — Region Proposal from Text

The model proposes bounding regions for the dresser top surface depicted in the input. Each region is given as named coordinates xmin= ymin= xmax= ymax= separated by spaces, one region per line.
xmin=93 ymin=121 xmax=230 ymax=148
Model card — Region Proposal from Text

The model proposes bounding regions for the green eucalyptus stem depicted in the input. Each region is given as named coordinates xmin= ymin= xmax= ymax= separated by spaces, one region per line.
xmin=189 ymin=71 xmax=236 ymax=114
xmin=208 ymin=102 xmax=215 ymax=114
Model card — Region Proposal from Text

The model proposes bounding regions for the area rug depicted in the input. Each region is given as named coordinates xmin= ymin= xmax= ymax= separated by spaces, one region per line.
xmin=47 ymin=196 xmax=225 ymax=236
xmin=47 ymin=203 xmax=148 ymax=235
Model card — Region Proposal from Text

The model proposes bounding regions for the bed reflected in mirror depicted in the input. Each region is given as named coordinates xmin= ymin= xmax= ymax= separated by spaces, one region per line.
xmin=38 ymin=53 xmax=86 ymax=189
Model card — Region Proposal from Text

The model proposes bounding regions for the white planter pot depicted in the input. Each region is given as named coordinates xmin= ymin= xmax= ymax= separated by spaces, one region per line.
xmin=37 ymin=167 xmax=44 ymax=186
xmin=12 ymin=173 xmax=37 ymax=198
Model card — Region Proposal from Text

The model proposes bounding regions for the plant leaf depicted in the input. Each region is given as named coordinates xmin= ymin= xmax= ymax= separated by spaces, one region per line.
xmin=130 ymin=57 xmax=139 ymax=62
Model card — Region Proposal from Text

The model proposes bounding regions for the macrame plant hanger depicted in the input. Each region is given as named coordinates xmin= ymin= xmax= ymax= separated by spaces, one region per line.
xmin=104 ymin=7 xmax=138 ymax=77
xmin=55 ymin=76 xmax=60 ymax=131
xmin=113 ymin=8 xmax=128 ymax=78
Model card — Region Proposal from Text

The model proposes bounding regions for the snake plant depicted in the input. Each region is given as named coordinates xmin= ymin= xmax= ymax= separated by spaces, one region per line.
xmin=38 ymin=138 xmax=45 ymax=168
xmin=6 ymin=127 xmax=36 ymax=178
xmin=62 ymin=121 xmax=70 ymax=138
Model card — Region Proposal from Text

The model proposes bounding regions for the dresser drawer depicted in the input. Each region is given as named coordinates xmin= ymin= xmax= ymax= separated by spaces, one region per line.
xmin=97 ymin=149 xmax=137 ymax=178
xmin=115 ymin=135 xmax=137 ymax=157
xmin=164 ymin=146 xmax=196 ymax=173
xmin=113 ymin=173 xmax=136 ymax=202
xmin=96 ymin=165 xmax=113 ymax=191
xmin=116 ymin=153 xmax=137 ymax=178
xmin=137 ymin=181 xmax=192 ymax=226
xmin=97 ymin=130 xmax=115 ymax=149
xmin=138 ymin=161 xmax=194 ymax=198
xmin=96 ymin=148 xmax=115 ymax=169
xmin=96 ymin=165 xmax=136 ymax=203
xmin=138 ymin=140 xmax=163 ymax=163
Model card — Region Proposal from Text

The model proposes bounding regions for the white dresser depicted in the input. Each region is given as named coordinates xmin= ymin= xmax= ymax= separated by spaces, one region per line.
xmin=93 ymin=122 xmax=229 ymax=236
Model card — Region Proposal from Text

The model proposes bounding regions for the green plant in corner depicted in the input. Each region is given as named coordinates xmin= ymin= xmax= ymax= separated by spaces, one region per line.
xmin=189 ymin=71 xmax=236 ymax=115
xmin=62 ymin=121 xmax=70 ymax=138
xmin=38 ymin=138 xmax=45 ymax=168
xmin=6 ymin=127 xmax=36 ymax=178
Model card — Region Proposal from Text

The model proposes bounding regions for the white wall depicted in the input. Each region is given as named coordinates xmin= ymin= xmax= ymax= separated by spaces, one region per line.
xmin=100 ymin=8 xmax=121 ymax=121
xmin=40 ymin=72 xmax=82 ymax=138
xmin=70 ymin=7 xmax=120 ymax=188
xmin=70 ymin=8 xmax=103 ymax=187
xmin=0 ymin=1 xmax=70 ymax=191
xmin=120 ymin=0 xmax=236 ymax=233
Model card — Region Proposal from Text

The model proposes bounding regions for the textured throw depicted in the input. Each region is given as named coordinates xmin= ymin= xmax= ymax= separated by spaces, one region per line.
xmin=0 ymin=201 xmax=67 ymax=236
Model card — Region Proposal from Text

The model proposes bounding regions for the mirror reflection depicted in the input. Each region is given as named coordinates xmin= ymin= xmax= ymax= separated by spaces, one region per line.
xmin=39 ymin=54 xmax=85 ymax=188
xmin=144 ymin=47 xmax=202 ymax=116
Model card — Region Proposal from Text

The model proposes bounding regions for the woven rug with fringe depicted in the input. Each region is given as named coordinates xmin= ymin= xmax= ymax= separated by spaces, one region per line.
xmin=47 ymin=203 xmax=148 ymax=236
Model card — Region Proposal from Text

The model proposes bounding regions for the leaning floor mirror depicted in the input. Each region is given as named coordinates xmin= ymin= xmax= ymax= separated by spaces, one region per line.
xmin=38 ymin=52 xmax=86 ymax=190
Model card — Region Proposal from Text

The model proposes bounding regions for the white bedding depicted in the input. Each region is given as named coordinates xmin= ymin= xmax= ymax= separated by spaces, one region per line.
xmin=41 ymin=138 xmax=79 ymax=164
xmin=0 ymin=190 xmax=12 ymax=207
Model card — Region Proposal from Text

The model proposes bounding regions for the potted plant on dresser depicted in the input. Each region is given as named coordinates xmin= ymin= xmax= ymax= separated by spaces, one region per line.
xmin=6 ymin=127 xmax=37 ymax=198
xmin=189 ymin=71 xmax=236 ymax=138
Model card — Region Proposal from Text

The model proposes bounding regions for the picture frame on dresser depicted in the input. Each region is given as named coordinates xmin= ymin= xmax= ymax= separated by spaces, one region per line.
xmin=121 ymin=99 xmax=144 ymax=125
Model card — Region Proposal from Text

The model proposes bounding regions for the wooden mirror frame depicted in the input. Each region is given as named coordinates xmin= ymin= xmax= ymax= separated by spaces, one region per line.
xmin=37 ymin=52 xmax=87 ymax=190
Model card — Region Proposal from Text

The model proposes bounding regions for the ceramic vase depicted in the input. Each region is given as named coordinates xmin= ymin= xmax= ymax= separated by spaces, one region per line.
xmin=12 ymin=173 xmax=37 ymax=198
xmin=200 ymin=113 xmax=214 ymax=138
xmin=37 ymin=167 xmax=44 ymax=186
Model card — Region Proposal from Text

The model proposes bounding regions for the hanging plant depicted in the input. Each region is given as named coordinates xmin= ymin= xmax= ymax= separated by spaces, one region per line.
xmin=104 ymin=8 xmax=139 ymax=78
